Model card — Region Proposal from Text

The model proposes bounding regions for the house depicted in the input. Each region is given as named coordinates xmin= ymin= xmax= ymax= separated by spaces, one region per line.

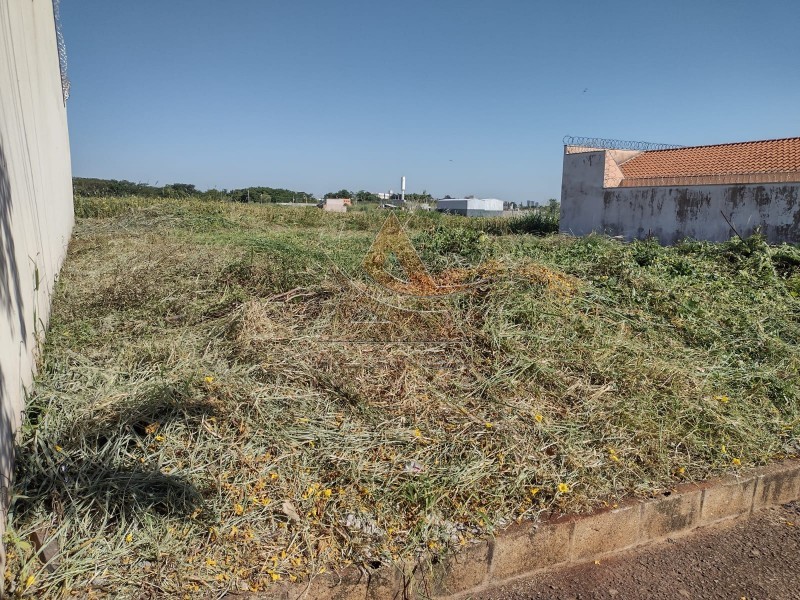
xmin=560 ymin=136 xmax=800 ymax=244
xmin=437 ymin=198 xmax=504 ymax=217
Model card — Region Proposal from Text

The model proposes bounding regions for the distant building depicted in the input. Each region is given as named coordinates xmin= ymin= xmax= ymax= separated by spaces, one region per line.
xmin=319 ymin=198 xmax=349 ymax=213
xmin=560 ymin=136 xmax=800 ymax=244
xmin=436 ymin=198 xmax=504 ymax=217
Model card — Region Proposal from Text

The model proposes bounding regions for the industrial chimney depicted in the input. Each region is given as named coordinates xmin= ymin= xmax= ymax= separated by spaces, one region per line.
xmin=400 ymin=176 xmax=406 ymax=204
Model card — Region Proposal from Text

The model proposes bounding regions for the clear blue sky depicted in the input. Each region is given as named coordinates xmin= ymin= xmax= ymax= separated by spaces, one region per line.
xmin=61 ymin=0 xmax=800 ymax=202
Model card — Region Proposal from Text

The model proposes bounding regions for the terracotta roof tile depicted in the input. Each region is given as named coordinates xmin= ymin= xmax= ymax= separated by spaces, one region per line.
xmin=619 ymin=137 xmax=800 ymax=181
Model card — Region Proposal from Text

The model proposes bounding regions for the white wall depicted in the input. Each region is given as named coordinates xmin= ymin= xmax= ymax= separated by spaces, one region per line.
xmin=561 ymin=150 xmax=800 ymax=244
xmin=0 ymin=0 xmax=74 ymax=524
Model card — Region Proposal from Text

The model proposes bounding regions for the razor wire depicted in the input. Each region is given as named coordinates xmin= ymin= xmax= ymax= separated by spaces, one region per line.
xmin=563 ymin=135 xmax=682 ymax=151
xmin=52 ymin=0 xmax=70 ymax=101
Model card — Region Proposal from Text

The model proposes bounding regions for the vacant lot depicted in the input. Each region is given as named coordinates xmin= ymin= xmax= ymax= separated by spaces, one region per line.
xmin=6 ymin=197 xmax=800 ymax=597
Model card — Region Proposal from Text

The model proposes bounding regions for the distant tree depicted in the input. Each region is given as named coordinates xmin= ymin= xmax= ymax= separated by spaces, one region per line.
xmin=73 ymin=177 xmax=161 ymax=197
xmin=355 ymin=190 xmax=380 ymax=203
xmin=202 ymin=188 xmax=227 ymax=201
xmin=443 ymin=195 xmax=453 ymax=199
xmin=389 ymin=191 xmax=433 ymax=203
xmin=229 ymin=187 xmax=272 ymax=203
xmin=324 ymin=189 xmax=354 ymax=199
xmin=163 ymin=183 xmax=197 ymax=198
xmin=547 ymin=198 xmax=559 ymax=214
xmin=228 ymin=187 xmax=313 ymax=204
xmin=72 ymin=177 xmax=313 ymax=205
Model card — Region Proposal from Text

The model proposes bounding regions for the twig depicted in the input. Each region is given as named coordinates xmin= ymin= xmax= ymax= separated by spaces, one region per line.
xmin=720 ymin=210 xmax=744 ymax=242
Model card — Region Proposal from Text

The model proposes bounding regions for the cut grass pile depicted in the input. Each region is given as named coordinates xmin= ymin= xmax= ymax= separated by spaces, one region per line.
xmin=6 ymin=197 xmax=800 ymax=597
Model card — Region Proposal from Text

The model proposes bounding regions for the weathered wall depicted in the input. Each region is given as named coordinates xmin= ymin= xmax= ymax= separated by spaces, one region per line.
xmin=0 ymin=0 xmax=74 ymax=516
xmin=560 ymin=150 xmax=800 ymax=244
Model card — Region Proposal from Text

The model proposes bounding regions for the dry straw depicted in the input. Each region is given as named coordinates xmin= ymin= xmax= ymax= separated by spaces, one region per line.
xmin=5 ymin=197 xmax=799 ymax=597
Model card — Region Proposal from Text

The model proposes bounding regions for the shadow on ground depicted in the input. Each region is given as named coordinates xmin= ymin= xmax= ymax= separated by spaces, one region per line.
xmin=13 ymin=380 xmax=219 ymax=520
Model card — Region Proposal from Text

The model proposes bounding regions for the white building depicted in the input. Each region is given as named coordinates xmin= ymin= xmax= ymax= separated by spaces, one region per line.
xmin=436 ymin=198 xmax=504 ymax=217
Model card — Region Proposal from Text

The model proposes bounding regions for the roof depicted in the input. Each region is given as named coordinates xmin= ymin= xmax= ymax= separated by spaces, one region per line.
xmin=619 ymin=137 xmax=800 ymax=183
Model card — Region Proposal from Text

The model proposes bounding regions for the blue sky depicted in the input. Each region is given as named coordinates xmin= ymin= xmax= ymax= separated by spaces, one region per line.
xmin=62 ymin=0 xmax=800 ymax=202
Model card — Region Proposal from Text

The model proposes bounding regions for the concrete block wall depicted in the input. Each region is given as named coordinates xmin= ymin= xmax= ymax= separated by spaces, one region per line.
xmin=560 ymin=148 xmax=800 ymax=244
xmin=258 ymin=460 xmax=800 ymax=599
xmin=0 ymin=0 xmax=74 ymax=520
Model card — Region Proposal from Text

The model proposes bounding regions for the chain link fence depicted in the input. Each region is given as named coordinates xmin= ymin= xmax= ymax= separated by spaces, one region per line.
xmin=52 ymin=0 xmax=69 ymax=101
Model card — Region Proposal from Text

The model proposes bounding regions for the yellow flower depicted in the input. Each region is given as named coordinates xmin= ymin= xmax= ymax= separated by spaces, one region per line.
xmin=413 ymin=428 xmax=422 ymax=438
xmin=234 ymin=504 xmax=244 ymax=516
xmin=205 ymin=558 xmax=217 ymax=567
xmin=557 ymin=483 xmax=569 ymax=494
xmin=54 ymin=445 xmax=63 ymax=453
xmin=270 ymin=572 xmax=281 ymax=582
xmin=721 ymin=444 xmax=727 ymax=454
xmin=323 ymin=488 xmax=332 ymax=498
xmin=677 ymin=467 xmax=686 ymax=475
xmin=154 ymin=435 xmax=165 ymax=442
xmin=270 ymin=472 xmax=279 ymax=481
xmin=714 ymin=395 xmax=730 ymax=403
xmin=529 ymin=487 xmax=540 ymax=497
xmin=484 ymin=422 xmax=493 ymax=429
xmin=534 ymin=414 xmax=543 ymax=423
xmin=732 ymin=458 xmax=741 ymax=466
xmin=125 ymin=533 xmax=133 ymax=543
xmin=204 ymin=376 xmax=215 ymax=384
xmin=289 ymin=574 xmax=298 ymax=582
xmin=25 ymin=575 xmax=34 ymax=589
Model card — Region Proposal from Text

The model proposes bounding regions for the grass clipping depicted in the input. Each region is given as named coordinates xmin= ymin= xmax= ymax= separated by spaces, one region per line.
xmin=5 ymin=198 xmax=800 ymax=598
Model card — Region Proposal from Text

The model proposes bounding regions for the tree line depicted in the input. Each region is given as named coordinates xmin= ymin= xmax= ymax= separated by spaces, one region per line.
xmin=74 ymin=179 xmax=436 ymax=204
xmin=323 ymin=189 xmax=435 ymax=203
xmin=72 ymin=178 xmax=315 ymax=204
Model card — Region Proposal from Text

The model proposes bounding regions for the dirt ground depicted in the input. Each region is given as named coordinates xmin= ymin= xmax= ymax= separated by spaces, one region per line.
xmin=473 ymin=503 xmax=800 ymax=600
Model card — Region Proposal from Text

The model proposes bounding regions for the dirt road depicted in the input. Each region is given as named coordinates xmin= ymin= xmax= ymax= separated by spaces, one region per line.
xmin=472 ymin=503 xmax=800 ymax=600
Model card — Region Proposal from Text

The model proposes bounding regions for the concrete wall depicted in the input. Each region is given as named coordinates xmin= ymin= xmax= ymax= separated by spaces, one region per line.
xmin=0 ymin=0 xmax=74 ymax=514
xmin=560 ymin=149 xmax=800 ymax=244
xmin=323 ymin=198 xmax=347 ymax=213
xmin=437 ymin=198 xmax=504 ymax=217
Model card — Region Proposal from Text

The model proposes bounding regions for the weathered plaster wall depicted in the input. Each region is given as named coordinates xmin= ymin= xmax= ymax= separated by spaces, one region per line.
xmin=560 ymin=150 xmax=607 ymax=235
xmin=0 ymin=0 xmax=73 ymax=520
xmin=560 ymin=150 xmax=800 ymax=244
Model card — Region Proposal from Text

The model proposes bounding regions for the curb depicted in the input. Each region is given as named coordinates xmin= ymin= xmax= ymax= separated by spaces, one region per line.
xmin=250 ymin=459 xmax=800 ymax=600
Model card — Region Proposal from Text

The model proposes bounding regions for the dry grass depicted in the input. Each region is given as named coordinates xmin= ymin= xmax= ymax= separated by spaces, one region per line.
xmin=5 ymin=197 xmax=800 ymax=598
